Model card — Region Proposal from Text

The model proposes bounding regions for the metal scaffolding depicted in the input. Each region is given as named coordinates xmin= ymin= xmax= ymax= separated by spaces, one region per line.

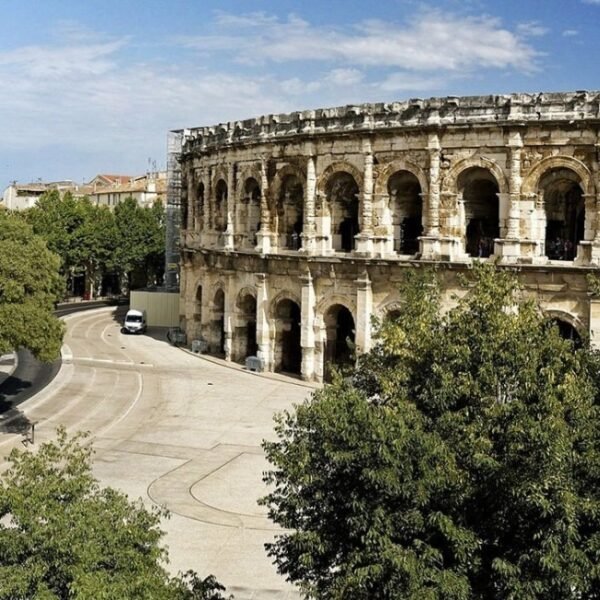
xmin=165 ymin=130 xmax=183 ymax=292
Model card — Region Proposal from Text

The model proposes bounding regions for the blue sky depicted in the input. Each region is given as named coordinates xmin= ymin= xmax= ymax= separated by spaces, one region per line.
xmin=1 ymin=0 xmax=598 ymax=189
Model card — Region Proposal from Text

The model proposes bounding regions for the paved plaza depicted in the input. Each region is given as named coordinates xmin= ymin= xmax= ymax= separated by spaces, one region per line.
xmin=0 ymin=307 xmax=316 ymax=599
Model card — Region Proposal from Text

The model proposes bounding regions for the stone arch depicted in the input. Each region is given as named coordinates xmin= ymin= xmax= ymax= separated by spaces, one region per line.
xmin=321 ymin=302 xmax=356 ymax=379
xmin=385 ymin=169 xmax=424 ymax=255
xmin=376 ymin=300 xmax=403 ymax=319
xmin=269 ymin=290 xmax=302 ymax=319
xmin=317 ymin=294 xmax=357 ymax=320
xmin=271 ymin=164 xmax=305 ymax=250
xmin=271 ymin=163 xmax=307 ymax=201
xmin=316 ymin=161 xmax=364 ymax=195
xmin=319 ymin=166 xmax=362 ymax=252
xmin=194 ymin=283 xmax=203 ymax=318
xmin=374 ymin=159 xmax=428 ymax=196
xmin=236 ymin=286 xmax=257 ymax=307
xmin=210 ymin=286 xmax=226 ymax=355
xmin=442 ymin=156 xmax=509 ymax=195
xmin=544 ymin=308 xmax=585 ymax=336
xmin=213 ymin=178 xmax=228 ymax=232
xmin=456 ymin=166 xmax=501 ymax=258
xmin=522 ymin=155 xmax=593 ymax=196
xmin=237 ymin=163 xmax=262 ymax=188
xmin=272 ymin=294 xmax=302 ymax=374
xmin=538 ymin=166 xmax=586 ymax=260
xmin=236 ymin=176 xmax=261 ymax=245
xmin=233 ymin=287 xmax=257 ymax=362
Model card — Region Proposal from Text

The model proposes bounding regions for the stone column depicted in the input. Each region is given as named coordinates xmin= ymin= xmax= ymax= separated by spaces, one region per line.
xmin=223 ymin=162 xmax=235 ymax=250
xmin=301 ymin=153 xmax=317 ymax=254
xmin=420 ymin=134 xmax=441 ymax=259
xmin=355 ymin=138 xmax=374 ymax=255
xmin=355 ymin=271 xmax=373 ymax=355
xmin=186 ymin=172 xmax=195 ymax=232
xmin=427 ymin=133 xmax=441 ymax=236
xmin=506 ymin=131 xmax=523 ymax=240
xmin=256 ymin=158 xmax=272 ymax=254
xmin=300 ymin=270 xmax=316 ymax=380
xmin=255 ymin=273 xmax=271 ymax=370
xmin=223 ymin=272 xmax=234 ymax=361
xmin=207 ymin=167 xmax=214 ymax=231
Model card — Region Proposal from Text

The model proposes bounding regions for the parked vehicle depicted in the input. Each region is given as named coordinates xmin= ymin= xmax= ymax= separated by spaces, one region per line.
xmin=122 ymin=309 xmax=147 ymax=334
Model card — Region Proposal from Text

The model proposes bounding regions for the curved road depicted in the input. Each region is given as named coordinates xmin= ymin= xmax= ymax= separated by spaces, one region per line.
xmin=0 ymin=301 xmax=114 ymax=432
xmin=0 ymin=306 xmax=314 ymax=599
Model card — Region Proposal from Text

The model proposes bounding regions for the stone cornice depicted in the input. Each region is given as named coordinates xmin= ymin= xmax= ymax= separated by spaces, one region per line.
xmin=177 ymin=91 xmax=600 ymax=156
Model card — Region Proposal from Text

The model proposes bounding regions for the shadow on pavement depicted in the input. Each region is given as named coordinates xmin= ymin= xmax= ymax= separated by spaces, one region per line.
xmin=0 ymin=375 xmax=33 ymax=435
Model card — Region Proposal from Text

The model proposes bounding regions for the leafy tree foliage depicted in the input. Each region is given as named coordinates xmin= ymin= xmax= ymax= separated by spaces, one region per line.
xmin=0 ymin=428 xmax=231 ymax=599
xmin=24 ymin=192 xmax=165 ymax=297
xmin=0 ymin=210 xmax=64 ymax=361
xmin=113 ymin=197 xmax=165 ymax=290
xmin=262 ymin=264 xmax=600 ymax=599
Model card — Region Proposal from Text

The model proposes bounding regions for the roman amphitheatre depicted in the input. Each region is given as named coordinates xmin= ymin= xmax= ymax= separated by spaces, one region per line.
xmin=175 ymin=91 xmax=600 ymax=381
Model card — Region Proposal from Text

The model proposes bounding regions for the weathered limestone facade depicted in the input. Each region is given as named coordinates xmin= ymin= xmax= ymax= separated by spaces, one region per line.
xmin=177 ymin=91 xmax=600 ymax=382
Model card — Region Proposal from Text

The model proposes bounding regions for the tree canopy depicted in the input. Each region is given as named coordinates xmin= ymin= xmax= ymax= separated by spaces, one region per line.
xmin=262 ymin=264 xmax=600 ymax=599
xmin=0 ymin=210 xmax=64 ymax=361
xmin=0 ymin=428 xmax=231 ymax=599
xmin=24 ymin=192 xmax=165 ymax=297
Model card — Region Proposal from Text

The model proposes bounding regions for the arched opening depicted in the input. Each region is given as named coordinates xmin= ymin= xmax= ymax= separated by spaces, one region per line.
xmin=388 ymin=171 xmax=422 ymax=255
xmin=324 ymin=304 xmax=355 ymax=380
xmin=550 ymin=318 xmax=582 ymax=347
xmin=385 ymin=309 xmax=402 ymax=322
xmin=234 ymin=293 xmax=257 ymax=362
xmin=211 ymin=288 xmax=225 ymax=355
xmin=541 ymin=169 xmax=584 ymax=261
xmin=214 ymin=179 xmax=228 ymax=233
xmin=194 ymin=285 xmax=202 ymax=323
xmin=274 ymin=299 xmax=302 ymax=374
xmin=241 ymin=178 xmax=261 ymax=247
xmin=195 ymin=182 xmax=205 ymax=232
xmin=278 ymin=174 xmax=304 ymax=250
xmin=327 ymin=172 xmax=360 ymax=252
xmin=458 ymin=167 xmax=500 ymax=258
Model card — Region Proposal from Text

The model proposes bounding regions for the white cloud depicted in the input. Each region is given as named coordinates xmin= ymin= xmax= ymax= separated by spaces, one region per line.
xmin=582 ymin=0 xmax=600 ymax=4
xmin=517 ymin=21 xmax=549 ymax=37
xmin=177 ymin=11 xmax=541 ymax=73
xmin=562 ymin=29 xmax=579 ymax=36
xmin=327 ymin=68 xmax=364 ymax=86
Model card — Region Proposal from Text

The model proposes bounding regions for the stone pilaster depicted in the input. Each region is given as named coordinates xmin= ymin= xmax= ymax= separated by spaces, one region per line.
xmin=420 ymin=133 xmax=441 ymax=259
xmin=255 ymin=273 xmax=271 ymax=370
xmin=223 ymin=162 xmax=235 ymax=250
xmin=223 ymin=272 xmax=235 ymax=361
xmin=256 ymin=158 xmax=272 ymax=254
xmin=507 ymin=132 xmax=523 ymax=239
xmin=355 ymin=271 xmax=373 ymax=355
xmin=355 ymin=138 xmax=374 ymax=255
xmin=301 ymin=153 xmax=317 ymax=254
xmin=186 ymin=172 xmax=195 ymax=231
xmin=300 ymin=270 xmax=316 ymax=380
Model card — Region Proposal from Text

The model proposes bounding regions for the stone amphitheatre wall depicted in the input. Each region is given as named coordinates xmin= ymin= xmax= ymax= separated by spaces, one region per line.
xmin=176 ymin=91 xmax=600 ymax=382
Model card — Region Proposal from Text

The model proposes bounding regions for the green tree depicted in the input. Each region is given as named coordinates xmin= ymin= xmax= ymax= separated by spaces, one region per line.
xmin=0 ymin=211 xmax=64 ymax=361
xmin=113 ymin=197 xmax=165 ymax=291
xmin=25 ymin=191 xmax=88 ymax=286
xmin=0 ymin=428 xmax=231 ymax=599
xmin=262 ymin=264 xmax=600 ymax=599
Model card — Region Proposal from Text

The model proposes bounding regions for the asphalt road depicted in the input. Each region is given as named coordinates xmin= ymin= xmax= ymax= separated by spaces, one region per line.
xmin=0 ymin=301 xmax=119 ymax=415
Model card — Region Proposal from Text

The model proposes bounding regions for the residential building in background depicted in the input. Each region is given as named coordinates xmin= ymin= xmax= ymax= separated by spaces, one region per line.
xmin=1 ymin=172 xmax=166 ymax=210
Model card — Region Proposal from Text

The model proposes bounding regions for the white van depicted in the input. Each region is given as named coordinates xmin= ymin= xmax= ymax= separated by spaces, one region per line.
xmin=122 ymin=309 xmax=147 ymax=334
